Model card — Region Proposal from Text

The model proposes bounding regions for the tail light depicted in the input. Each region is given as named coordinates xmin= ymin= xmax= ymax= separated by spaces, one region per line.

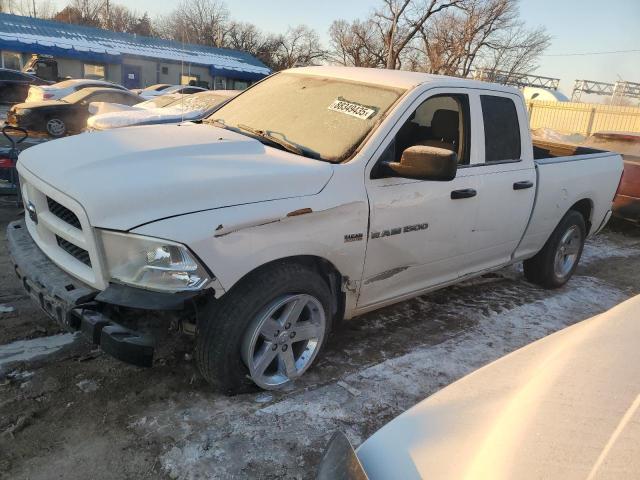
xmin=0 ymin=157 xmax=15 ymax=169
xmin=43 ymin=93 xmax=54 ymax=99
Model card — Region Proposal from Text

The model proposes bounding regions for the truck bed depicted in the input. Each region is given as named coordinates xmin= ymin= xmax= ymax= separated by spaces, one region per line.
xmin=532 ymin=139 xmax=603 ymax=160
xmin=513 ymin=140 xmax=623 ymax=261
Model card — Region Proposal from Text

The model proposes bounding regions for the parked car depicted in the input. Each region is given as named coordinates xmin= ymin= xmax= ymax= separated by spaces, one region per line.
xmin=7 ymin=87 xmax=143 ymax=137
xmin=130 ymin=83 xmax=172 ymax=95
xmin=139 ymin=84 xmax=207 ymax=99
xmin=87 ymin=93 xmax=184 ymax=117
xmin=87 ymin=90 xmax=239 ymax=130
xmin=582 ymin=131 xmax=640 ymax=222
xmin=7 ymin=67 xmax=622 ymax=393
xmin=25 ymin=78 xmax=129 ymax=103
xmin=0 ymin=68 xmax=52 ymax=104
xmin=318 ymin=294 xmax=640 ymax=480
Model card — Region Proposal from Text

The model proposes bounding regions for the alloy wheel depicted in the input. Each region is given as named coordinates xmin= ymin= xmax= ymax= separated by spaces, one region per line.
xmin=241 ymin=293 xmax=326 ymax=389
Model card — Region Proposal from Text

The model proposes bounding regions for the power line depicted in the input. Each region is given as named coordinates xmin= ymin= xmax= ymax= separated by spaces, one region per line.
xmin=544 ymin=49 xmax=640 ymax=57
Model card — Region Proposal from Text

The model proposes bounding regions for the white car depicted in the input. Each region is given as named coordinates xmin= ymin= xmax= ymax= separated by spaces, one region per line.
xmin=139 ymin=84 xmax=207 ymax=99
xmin=8 ymin=67 xmax=623 ymax=393
xmin=87 ymin=90 xmax=238 ymax=130
xmin=130 ymin=83 xmax=172 ymax=95
xmin=87 ymin=93 xmax=184 ymax=117
xmin=25 ymin=78 xmax=128 ymax=102
xmin=318 ymin=294 xmax=640 ymax=479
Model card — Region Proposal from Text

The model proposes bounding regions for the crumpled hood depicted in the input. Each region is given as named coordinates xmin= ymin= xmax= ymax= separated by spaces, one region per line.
xmin=18 ymin=123 xmax=334 ymax=230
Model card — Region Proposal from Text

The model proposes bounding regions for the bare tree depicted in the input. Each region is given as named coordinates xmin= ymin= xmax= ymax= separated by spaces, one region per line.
xmin=2 ymin=0 xmax=56 ymax=17
xmin=223 ymin=21 xmax=282 ymax=69
xmin=481 ymin=23 xmax=551 ymax=80
xmin=270 ymin=25 xmax=326 ymax=70
xmin=419 ymin=0 xmax=517 ymax=76
xmin=102 ymin=3 xmax=136 ymax=33
xmin=157 ymin=0 xmax=228 ymax=46
xmin=328 ymin=19 xmax=386 ymax=67
xmin=372 ymin=0 xmax=462 ymax=69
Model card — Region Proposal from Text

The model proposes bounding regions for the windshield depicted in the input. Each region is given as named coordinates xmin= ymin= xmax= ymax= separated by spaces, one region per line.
xmin=207 ymin=73 xmax=405 ymax=162
xmin=139 ymin=95 xmax=180 ymax=109
xmin=165 ymin=92 xmax=232 ymax=112
xmin=144 ymin=84 xmax=170 ymax=92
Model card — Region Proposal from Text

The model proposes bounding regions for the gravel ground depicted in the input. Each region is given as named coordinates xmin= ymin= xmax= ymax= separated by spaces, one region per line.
xmin=1 ymin=203 xmax=639 ymax=480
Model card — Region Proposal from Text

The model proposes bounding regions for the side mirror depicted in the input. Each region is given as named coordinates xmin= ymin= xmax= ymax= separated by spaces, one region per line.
xmin=386 ymin=145 xmax=458 ymax=181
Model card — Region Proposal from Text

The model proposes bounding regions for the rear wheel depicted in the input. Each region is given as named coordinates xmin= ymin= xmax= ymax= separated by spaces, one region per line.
xmin=46 ymin=118 xmax=66 ymax=137
xmin=196 ymin=263 xmax=332 ymax=394
xmin=523 ymin=210 xmax=586 ymax=289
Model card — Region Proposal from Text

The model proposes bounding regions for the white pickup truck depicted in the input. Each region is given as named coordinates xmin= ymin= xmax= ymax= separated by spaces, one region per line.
xmin=7 ymin=67 xmax=623 ymax=393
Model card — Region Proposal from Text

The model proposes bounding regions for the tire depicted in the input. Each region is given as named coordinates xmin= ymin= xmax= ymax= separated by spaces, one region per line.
xmin=523 ymin=210 xmax=586 ymax=289
xmin=196 ymin=262 xmax=333 ymax=394
xmin=45 ymin=117 xmax=66 ymax=137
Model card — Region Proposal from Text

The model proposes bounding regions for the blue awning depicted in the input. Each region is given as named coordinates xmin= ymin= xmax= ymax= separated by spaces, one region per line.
xmin=0 ymin=37 xmax=123 ymax=64
xmin=210 ymin=66 xmax=269 ymax=82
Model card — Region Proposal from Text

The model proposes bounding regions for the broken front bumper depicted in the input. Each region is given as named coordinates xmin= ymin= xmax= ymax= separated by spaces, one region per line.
xmin=7 ymin=219 xmax=156 ymax=367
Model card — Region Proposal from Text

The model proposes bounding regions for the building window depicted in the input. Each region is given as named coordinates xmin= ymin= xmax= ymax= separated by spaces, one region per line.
xmin=233 ymin=80 xmax=249 ymax=90
xmin=83 ymin=63 xmax=106 ymax=80
xmin=161 ymin=66 xmax=168 ymax=75
xmin=214 ymin=76 xmax=226 ymax=90
xmin=180 ymin=74 xmax=199 ymax=86
xmin=1 ymin=51 xmax=22 ymax=70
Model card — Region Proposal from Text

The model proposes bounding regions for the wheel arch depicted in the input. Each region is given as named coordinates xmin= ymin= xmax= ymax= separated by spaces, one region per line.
xmin=225 ymin=255 xmax=346 ymax=324
xmin=569 ymin=198 xmax=594 ymax=235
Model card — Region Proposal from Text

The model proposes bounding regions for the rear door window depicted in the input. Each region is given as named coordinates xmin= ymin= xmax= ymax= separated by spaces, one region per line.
xmin=480 ymin=95 xmax=521 ymax=162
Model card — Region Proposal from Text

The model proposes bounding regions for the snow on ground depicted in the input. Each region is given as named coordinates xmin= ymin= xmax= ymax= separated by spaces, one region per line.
xmin=581 ymin=232 xmax=640 ymax=265
xmin=0 ymin=333 xmax=78 ymax=373
xmin=132 ymin=273 xmax=627 ymax=480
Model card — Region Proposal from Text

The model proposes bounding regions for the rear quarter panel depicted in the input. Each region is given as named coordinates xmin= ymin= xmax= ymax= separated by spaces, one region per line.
xmin=514 ymin=152 xmax=623 ymax=260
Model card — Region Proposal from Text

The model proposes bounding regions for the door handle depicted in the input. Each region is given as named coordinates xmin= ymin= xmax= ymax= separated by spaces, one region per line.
xmin=513 ymin=180 xmax=534 ymax=190
xmin=451 ymin=188 xmax=477 ymax=199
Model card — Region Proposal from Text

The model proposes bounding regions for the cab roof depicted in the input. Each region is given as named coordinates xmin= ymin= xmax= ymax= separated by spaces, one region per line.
xmin=286 ymin=66 xmax=520 ymax=94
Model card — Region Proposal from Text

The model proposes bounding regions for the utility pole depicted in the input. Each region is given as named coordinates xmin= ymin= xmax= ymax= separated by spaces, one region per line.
xmin=32 ymin=0 xmax=37 ymax=17
xmin=105 ymin=0 xmax=110 ymax=29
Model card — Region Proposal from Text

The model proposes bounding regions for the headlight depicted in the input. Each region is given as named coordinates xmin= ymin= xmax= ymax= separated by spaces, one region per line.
xmin=98 ymin=230 xmax=211 ymax=292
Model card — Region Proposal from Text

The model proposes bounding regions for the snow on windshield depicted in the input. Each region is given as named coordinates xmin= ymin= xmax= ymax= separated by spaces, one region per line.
xmin=165 ymin=92 xmax=232 ymax=112
xmin=209 ymin=73 xmax=405 ymax=162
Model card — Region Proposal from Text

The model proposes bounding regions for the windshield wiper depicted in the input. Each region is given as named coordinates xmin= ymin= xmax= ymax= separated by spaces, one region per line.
xmin=236 ymin=123 xmax=304 ymax=156
xmin=206 ymin=118 xmax=229 ymax=130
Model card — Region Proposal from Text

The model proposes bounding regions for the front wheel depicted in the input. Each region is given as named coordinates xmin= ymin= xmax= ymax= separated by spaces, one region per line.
xmin=45 ymin=118 xmax=67 ymax=137
xmin=196 ymin=263 xmax=333 ymax=394
xmin=523 ymin=210 xmax=586 ymax=289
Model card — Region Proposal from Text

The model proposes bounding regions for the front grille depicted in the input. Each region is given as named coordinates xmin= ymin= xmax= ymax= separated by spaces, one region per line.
xmin=56 ymin=235 xmax=91 ymax=267
xmin=47 ymin=196 xmax=82 ymax=230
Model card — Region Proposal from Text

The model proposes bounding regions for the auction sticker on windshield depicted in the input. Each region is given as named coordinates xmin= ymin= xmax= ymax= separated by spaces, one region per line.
xmin=329 ymin=98 xmax=377 ymax=120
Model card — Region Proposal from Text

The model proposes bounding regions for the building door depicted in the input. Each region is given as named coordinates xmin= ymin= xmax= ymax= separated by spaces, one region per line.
xmin=123 ymin=65 xmax=141 ymax=89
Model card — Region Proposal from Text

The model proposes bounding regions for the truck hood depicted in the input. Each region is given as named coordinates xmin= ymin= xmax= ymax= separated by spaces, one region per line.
xmin=19 ymin=123 xmax=334 ymax=230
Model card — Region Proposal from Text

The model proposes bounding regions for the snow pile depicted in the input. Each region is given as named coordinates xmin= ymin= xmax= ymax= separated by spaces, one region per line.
xmin=88 ymin=92 xmax=236 ymax=130
xmin=0 ymin=333 xmax=78 ymax=374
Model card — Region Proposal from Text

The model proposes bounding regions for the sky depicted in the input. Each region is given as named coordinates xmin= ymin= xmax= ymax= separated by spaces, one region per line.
xmin=49 ymin=0 xmax=640 ymax=97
